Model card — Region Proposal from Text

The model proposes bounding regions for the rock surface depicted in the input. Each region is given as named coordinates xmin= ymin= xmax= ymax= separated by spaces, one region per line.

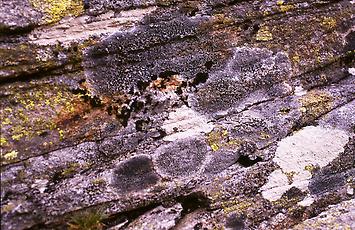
xmin=0 ymin=0 xmax=354 ymax=229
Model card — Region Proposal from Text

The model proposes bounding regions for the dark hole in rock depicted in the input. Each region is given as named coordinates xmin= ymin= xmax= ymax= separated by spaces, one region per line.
xmin=289 ymin=206 xmax=306 ymax=220
xmin=159 ymin=70 xmax=179 ymax=79
xmin=102 ymin=203 xmax=160 ymax=229
xmin=116 ymin=105 xmax=131 ymax=127
xmin=129 ymin=85 xmax=135 ymax=94
xmin=176 ymin=192 xmax=210 ymax=216
xmin=71 ymin=88 xmax=103 ymax=107
xmin=241 ymin=19 xmax=252 ymax=31
xmin=343 ymin=50 xmax=354 ymax=65
xmin=252 ymin=24 xmax=260 ymax=33
xmin=83 ymin=0 xmax=90 ymax=9
xmin=145 ymin=94 xmax=153 ymax=105
xmin=282 ymin=187 xmax=305 ymax=200
xmin=78 ymin=79 xmax=86 ymax=84
xmin=188 ymin=8 xmax=199 ymax=17
xmin=39 ymin=131 xmax=48 ymax=137
xmin=228 ymin=0 xmax=244 ymax=6
xmin=151 ymin=129 xmax=166 ymax=140
xmin=137 ymin=80 xmax=150 ymax=91
xmin=151 ymin=74 xmax=158 ymax=80
xmin=131 ymin=100 xmax=145 ymax=112
xmin=89 ymin=96 xmax=103 ymax=107
xmin=236 ymin=155 xmax=262 ymax=167
xmin=194 ymin=223 xmax=203 ymax=230
xmin=135 ymin=119 xmax=150 ymax=132
xmin=107 ymin=105 xmax=113 ymax=115
xmin=71 ymin=88 xmax=86 ymax=95
xmin=205 ymin=61 xmax=214 ymax=70
xmin=175 ymin=86 xmax=183 ymax=95
xmin=52 ymin=49 xmax=59 ymax=56
xmin=192 ymin=72 xmax=209 ymax=86
xmin=225 ymin=213 xmax=245 ymax=230
xmin=113 ymin=156 xmax=160 ymax=192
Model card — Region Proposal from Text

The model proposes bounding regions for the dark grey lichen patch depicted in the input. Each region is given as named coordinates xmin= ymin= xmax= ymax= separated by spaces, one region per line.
xmin=191 ymin=47 xmax=291 ymax=114
xmin=203 ymin=150 xmax=240 ymax=175
xmin=154 ymin=138 xmax=208 ymax=177
xmin=0 ymin=1 xmax=42 ymax=33
xmin=85 ymin=0 xmax=156 ymax=15
xmin=83 ymin=15 xmax=231 ymax=96
xmin=309 ymin=173 xmax=348 ymax=195
xmin=84 ymin=17 xmax=201 ymax=95
xmin=112 ymin=155 xmax=160 ymax=192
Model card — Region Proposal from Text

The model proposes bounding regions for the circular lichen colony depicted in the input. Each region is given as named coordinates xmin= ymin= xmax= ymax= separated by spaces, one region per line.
xmin=154 ymin=138 xmax=208 ymax=178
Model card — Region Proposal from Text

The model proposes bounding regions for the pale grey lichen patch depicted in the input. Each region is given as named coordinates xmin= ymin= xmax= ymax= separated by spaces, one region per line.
xmin=29 ymin=7 xmax=157 ymax=45
xmin=162 ymin=105 xmax=214 ymax=141
xmin=260 ymin=126 xmax=349 ymax=202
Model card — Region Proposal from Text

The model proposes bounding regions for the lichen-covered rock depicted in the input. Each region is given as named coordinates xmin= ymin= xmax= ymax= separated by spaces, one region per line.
xmin=1 ymin=0 xmax=354 ymax=229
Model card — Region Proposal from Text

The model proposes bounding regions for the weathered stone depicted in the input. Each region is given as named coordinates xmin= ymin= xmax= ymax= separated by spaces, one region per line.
xmin=1 ymin=0 xmax=354 ymax=229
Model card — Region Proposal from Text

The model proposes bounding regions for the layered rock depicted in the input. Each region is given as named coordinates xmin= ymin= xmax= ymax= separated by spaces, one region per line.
xmin=1 ymin=0 xmax=354 ymax=229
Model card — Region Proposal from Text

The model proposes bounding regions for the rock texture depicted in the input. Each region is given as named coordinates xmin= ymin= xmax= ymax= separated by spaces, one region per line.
xmin=0 ymin=0 xmax=354 ymax=229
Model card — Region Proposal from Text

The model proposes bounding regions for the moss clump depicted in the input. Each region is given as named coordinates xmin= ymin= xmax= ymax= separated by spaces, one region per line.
xmin=68 ymin=209 xmax=106 ymax=230
xmin=29 ymin=0 xmax=84 ymax=24
xmin=61 ymin=162 xmax=80 ymax=177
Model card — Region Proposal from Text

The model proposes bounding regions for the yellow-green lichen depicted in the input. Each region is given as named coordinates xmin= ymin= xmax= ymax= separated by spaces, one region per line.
xmin=221 ymin=198 xmax=253 ymax=214
xmin=29 ymin=0 xmax=84 ymax=24
xmin=277 ymin=0 xmax=284 ymax=5
xmin=0 ymin=84 xmax=84 ymax=146
xmin=279 ymin=107 xmax=291 ymax=115
xmin=0 ymin=137 xmax=7 ymax=146
xmin=283 ymin=171 xmax=297 ymax=184
xmin=304 ymin=164 xmax=319 ymax=174
xmin=207 ymin=128 xmax=242 ymax=152
xmin=91 ymin=178 xmax=106 ymax=186
xmin=299 ymin=91 xmax=333 ymax=123
xmin=321 ymin=17 xmax=337 ymax=30
xmin=292 ymin=54 xmax=301 ymax=64
xmin=256 ymin=26 xmax=273 ymax=41
xmin=61 ymin=162 xmax=80 ymax=177
xmin=279 ymin=4 xmax=294 ymax=12
xmin=2 ymin=150 xmax=18 ymax=161
xmin=58 ymin=128 xmax=65 ymax=141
